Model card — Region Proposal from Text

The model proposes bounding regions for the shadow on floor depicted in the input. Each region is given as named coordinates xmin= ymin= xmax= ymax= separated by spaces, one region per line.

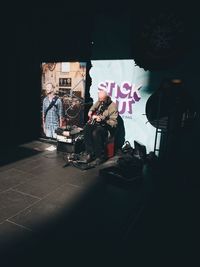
xmin=0 ymin=141 xmax=199 ymax=266
xmin=0 ymin=178 xmax=145 ymax=266
xmin=0 ymin=146 xmax=42 ymax=167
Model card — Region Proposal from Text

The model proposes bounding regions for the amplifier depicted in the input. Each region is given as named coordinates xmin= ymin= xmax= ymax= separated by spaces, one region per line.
xmin=57 ymin=135 xmax=85 ymax=153
xmin=56 ymin=135 xmax=73 ymax=143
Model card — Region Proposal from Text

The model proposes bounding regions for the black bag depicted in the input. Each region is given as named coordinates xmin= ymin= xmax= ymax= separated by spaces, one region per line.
xmin=121 ymin=141 xmax=134 ymax=155
xmin=99 ymin=155 xmax=143 ymax=183
xmin=99 ymin=141 xmax=144 ymax=184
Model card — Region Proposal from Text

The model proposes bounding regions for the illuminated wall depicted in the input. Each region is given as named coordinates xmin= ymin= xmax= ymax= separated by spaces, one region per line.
xmin=89 ymin=59 xmax=156 ymax=153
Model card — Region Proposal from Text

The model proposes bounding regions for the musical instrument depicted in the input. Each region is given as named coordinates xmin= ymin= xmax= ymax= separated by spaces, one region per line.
xmin=87 ymin=102 xmax=106 ymax=125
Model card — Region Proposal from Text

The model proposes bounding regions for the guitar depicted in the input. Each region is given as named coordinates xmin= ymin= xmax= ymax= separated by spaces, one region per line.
xmin=87 ymin=102 xmax=106 ymax=125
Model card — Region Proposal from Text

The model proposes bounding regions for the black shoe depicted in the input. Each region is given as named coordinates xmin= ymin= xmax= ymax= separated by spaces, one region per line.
xmin=95 ymin=157 xmax=106 ymax=165
xmin=86 ymin=153 xmax=94 ymax=163
xmin=79 ymin=153 xmax=94 ymax=163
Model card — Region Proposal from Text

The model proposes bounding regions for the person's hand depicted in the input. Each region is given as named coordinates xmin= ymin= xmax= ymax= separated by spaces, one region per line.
xmin=96 ymin=116 xmax=101 ymax=122
xmin=92 ymin=114 xmax=98 ymax=119
xmin=88 ymin=111 xmax=93 ymax=118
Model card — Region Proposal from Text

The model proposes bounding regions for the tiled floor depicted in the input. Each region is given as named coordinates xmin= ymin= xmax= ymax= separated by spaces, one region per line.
xmin=0 ymin=140 xmax=199 ymax=266
xmin=0 ymin=141 xmax=147 ymax=266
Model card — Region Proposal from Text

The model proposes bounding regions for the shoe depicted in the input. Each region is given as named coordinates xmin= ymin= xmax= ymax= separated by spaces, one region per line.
xmin=79 ymin=153 xmax=94 ymax=163
xmin=95 ymin=157 xmax=106 ymax=165
xmin=84 ymin=153 xmax=92 ymax=163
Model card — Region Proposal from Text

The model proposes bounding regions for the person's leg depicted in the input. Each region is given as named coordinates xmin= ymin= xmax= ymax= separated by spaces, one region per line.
xmin=45 ymin=124 xmax=52 ymax=138
xmin=45 ymin=124 xmax=58 ymax=139
xmin=92 ymin=125 xmax=108 ymax=159
xmin=52 ymin=125 xmax=58 ymax=139
xmin=83 ymin=124 xmax=95 ymax=157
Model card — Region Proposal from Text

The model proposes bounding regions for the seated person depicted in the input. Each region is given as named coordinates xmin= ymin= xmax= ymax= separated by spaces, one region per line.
xmin=83 ymin=90 xmax=118 ymax=164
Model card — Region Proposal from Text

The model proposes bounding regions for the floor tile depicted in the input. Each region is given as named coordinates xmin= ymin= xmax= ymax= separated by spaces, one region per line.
xmin=0 ymin=190 xmax=39 ymax=223
xmin=9 ymin=183 xmax=83 ymax=230
xmin=12 ymin=167 xmax=82 ymax=198
xmin=0 ymin=220 xmax=32 ymax=246
xmin=0 ymin=168 xmax=34 ymax=193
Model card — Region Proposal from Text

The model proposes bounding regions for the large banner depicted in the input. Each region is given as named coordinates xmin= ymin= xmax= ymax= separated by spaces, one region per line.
xmin=41 ymin=62 xmax=86 ymax=139
xmin=89 ymin=60 xmax=156 ymax=153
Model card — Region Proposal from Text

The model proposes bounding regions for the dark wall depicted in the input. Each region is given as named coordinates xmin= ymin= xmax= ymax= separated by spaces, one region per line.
xmin=1 ymin=7 xmax=94 ymax=147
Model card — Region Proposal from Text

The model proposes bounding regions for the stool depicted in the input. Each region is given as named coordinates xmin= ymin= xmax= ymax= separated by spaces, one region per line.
xmin=106 ymin=136 xmax=115 ymax=158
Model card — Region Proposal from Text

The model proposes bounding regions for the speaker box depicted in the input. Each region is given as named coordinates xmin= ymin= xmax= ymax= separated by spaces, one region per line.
xmin=57 ymin=138 xmax=85 ymax=153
